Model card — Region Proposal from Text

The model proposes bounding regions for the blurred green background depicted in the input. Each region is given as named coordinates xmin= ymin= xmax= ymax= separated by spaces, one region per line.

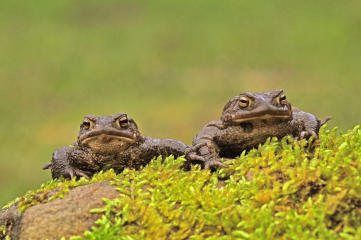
xmin=0 ymin=0 xmax=360 ymax=207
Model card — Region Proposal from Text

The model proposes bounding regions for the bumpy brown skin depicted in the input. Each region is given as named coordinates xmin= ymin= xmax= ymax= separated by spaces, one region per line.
xmin=43 ymin=113 xmax=189 ymax=180
xmin=188 ymin=89 xmax=332 ymax=170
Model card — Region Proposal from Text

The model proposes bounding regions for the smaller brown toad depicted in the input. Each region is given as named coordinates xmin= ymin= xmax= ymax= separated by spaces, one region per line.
xmin=188 ymin=89 xmax=332 ymax=170
xmin=43 ymin=113 xmax=189 ymax=179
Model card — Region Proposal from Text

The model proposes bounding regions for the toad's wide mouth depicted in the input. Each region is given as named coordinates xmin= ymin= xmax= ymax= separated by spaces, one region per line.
xmin=79 ymin=128 xmax=137 ymax=144
xmin=231 ymin=108 xmax=292 ymax=123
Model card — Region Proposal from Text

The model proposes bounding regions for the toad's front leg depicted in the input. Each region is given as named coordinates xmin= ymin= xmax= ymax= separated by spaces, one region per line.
xmin=43 ymin=145 xmax=92 ymax=180
xmin=293 ymin=111 xmax=332 ymax=140
xmin=188 ymin=141 xmax=229 ymax=170
xmin=188 ymin=126 xmax=230 ymax=170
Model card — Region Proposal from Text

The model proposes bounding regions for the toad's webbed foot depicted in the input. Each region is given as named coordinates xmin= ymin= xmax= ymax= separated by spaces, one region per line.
xmin=188 ymin=153 xmax=229 ymax=170
xmin=319 ymin=116 xmax=332 ymax=126
xmin=204 ymin=158 xmax=229 ymax=170
xmin=221 ymin=114 xmax=233 ymax=123
xmin=188 ymin=153 xmax=206 ymax=162
xmin=42 ymin=162 xmax=52 ymax=170
xmin=43 ymin=161 xmax=92 ymax=180
xmin=62 ymin=166 xmax=92 ymax=180
xmin=299 ymin=130 xmax=317 ymax=140
xmin=206 ymin=119 xmax=228 ymax=130
xmin=188 ymin=142 xmax=229 ymax=170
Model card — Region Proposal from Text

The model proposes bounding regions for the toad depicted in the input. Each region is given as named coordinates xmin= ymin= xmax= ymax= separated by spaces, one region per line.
xmin=43 ymin=113 xmax=189 ymax=179
xmin=188 ymin=89 xmax=332 ymax=169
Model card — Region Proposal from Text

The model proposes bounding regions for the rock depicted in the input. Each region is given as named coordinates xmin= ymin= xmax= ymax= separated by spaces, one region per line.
xmin=0 ymin=181 xmax=119 ymax=240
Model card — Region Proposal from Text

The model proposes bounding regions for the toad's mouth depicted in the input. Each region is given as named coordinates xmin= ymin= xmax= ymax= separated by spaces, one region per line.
xmin=231 ymin=107 xmax=292 ymax=123
xmin=79 ymin=129 xmax=137 ymax=153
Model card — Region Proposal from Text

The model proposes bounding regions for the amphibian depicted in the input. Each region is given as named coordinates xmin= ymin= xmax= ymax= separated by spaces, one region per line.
xmin=43 ymin=113 xmax=189 ymax=179
xmin=188 ymin=89 xmax=332 ymax=169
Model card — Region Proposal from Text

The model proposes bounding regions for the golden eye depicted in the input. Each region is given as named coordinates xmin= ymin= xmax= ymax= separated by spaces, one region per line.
xmin=118 ymin=117 xmax=129 ymax=128
xmin=239 ymin=96 xmax=250 ymax=108
xmin=82 ymin=119 xmax=93 ymax=130
xmin=279 ymin=93 xmax=287 ymax=105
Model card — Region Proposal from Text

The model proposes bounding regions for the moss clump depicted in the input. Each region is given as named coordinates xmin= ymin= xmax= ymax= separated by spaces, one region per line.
xmin=0 ymin=225 xmax=6 ymax=239
xmin=3 ymin=125 xmax=361 ymax=239
xmin=0 ymin=224 xmax=10 ymax=240
xmin=64 ymin=125 xmax=361 ymax=240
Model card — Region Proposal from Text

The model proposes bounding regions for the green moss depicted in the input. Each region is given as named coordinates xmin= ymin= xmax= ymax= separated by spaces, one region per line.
xmin=3 ymin=125 xmax=361 ymax=239
xmin=0 ymin=224 xmax=10 ymax=240
xmin=0 ymin=225 xmax=5 ymax=237
xmin=69 ymin=125 xmax=361 ymax=239
xmin=1 ymin=198 xmax=20 ymax=211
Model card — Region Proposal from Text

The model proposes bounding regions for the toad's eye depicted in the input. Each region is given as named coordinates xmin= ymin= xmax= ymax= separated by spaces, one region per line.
xmin=82 ymin=119 xmax=93 ymax=130
xmin=118 ymin=117 xmax=129 ymax=128
xmin=239 ymin=96 xmax=250 ymax=108
xmin=279 ymin=93 xmax=287 ymax=105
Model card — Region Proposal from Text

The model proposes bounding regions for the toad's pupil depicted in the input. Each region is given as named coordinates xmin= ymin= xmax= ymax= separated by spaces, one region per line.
xmin=240 ymin=98 xmax=249 ymax=106
xmin=119 ymin=117 xmax=127 ymax=122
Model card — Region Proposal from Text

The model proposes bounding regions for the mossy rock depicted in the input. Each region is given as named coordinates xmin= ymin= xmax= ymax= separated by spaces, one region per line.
xmin=1 ymin=125 xmax=361 ymax=240
xmin=0 ymin=181 xmax=119 ymax=240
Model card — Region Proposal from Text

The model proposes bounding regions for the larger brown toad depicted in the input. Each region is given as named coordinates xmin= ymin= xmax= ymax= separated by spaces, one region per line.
xmin=188 ymin=89 xmax=332 ymax=169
